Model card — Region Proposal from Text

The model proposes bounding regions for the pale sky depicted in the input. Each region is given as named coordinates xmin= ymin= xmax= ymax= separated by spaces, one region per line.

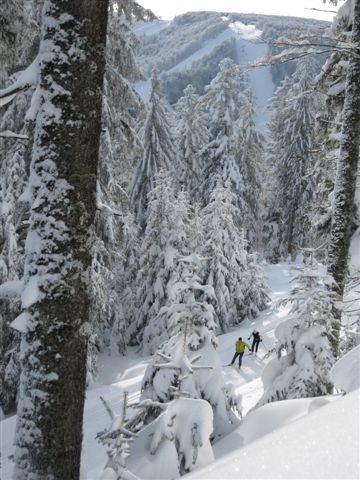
xmin=139 ymin=0 xmax=339 ymax=22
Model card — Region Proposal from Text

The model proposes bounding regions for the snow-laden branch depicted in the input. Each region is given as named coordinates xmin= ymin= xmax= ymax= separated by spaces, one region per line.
xmin=0 ymin=56 xmax=39 ymax=107
xmin=304 ymin=7 xmax=337 ymax=13
xmin=0 ymin=280 xmax=24 ymax=299
xmin=0 ymin=130 xmax=29 ymax=140
xmin=96 ymin=201 xmax=123 ymax=217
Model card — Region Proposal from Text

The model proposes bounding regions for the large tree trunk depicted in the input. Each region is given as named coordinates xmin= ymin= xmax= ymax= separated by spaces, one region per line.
xmin=327 ymin=0 xmax=360 ymax=354
xmin=14 ymin=1 xmax=108 ymax=478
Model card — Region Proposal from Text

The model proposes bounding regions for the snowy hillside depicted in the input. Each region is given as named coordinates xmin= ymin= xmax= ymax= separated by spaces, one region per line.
xmin=2 ymin=263 xmax=357 ymax=479
xmin=134 ymin=11 xmax=328 ymax=131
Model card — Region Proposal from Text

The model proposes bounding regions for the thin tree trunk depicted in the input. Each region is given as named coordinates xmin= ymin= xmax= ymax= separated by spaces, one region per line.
xmin=327 ymin=0 xmax=360 ymax=354
xmin=14 ymin=1 xmax=108 ymax=478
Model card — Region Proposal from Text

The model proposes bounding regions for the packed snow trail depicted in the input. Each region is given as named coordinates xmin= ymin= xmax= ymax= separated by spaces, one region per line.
xmin=1 ymin=263 xmax=294 ymax=479
xmin=216 ymin=262 xmax=293 ymax=414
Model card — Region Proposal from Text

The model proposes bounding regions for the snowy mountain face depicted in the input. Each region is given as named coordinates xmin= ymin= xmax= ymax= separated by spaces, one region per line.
xmin=134 ymin=11 xmax=329 ymax=132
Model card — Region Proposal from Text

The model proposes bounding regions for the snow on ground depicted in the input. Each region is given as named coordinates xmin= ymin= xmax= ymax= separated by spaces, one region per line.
xmin=187 ymin=389 xmax=359 ymax=479
xmin=2 ymin=262 xmax=358 ymax=479
xmin=229 ymin=21 xmax=262 ymax=41
xmin=331 ymin=344 xmax=360 ymax=394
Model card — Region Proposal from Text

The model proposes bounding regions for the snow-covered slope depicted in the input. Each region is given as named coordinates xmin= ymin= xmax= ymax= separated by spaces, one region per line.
xmin=134 ymin=12 xmax=328 ymax=132
xmin=1 ymin=263 xmax=358 ymax=479
xmin=135 ymin=16 xmax=273 ymax=131
xmin=187 ymin=389 xmax=359 ymax=479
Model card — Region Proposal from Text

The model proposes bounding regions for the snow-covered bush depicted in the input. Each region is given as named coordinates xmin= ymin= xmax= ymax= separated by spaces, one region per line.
xmin=258 ymin=254 xmax=336 ymax=405
xmin=128 ymin=397 xmax=214 ymax=479
xmin=127 ymin=303 xmax=218 ymax=477
xmin=97 ymin=392 xmax=139 ymax=480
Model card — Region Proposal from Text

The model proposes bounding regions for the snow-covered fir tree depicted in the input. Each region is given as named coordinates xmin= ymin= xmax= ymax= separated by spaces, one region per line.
xmin=262 ymin=76 xmax=292 ymax=263
xmin=0 ymin=0 xmax=41 ymax=414
xmin=327 ymin=0 xmax=360 ymax=358
xmin=266 ymin=56 xmax=319 ymax=259
xmin=175 ymin=84 xmax=209 ymax=193
xmin=306 ymin=8 xmax=350 ymax=257
xmin=89 ymin=0 xmax=145 ymax=375
xmin=0 ymin=134 xmax=29 ymax=413
xmin=258 ymin=252 xmax=336 ymax=405
xmin=201 ymin=180 xmax=267 ymax=331
xmin=234 ymin=87 xmax=265 ymax=248
xmin=110 ymin=212 xmax=140 ymax=355
xmin=200 ymin=181 xmax=246 ymax=331
xmin=142 ymin=252 xmax=217 ymax=354
xmin=141 ymin=189 xmax=195 ymax=354
xmin=0 ymin=0 xmax=39 ymax=82
xmin=245 ymin=251 xmax=269 ymax=318
xmin=129 ymin=396 xmax=213 ymax=479
xmin=197 ymin=58 xmax=245 ymax=207
xmin=126 ymin=171 xmax=191 ymax=349
xmin=129 ymin=69 xmax=177 ymax=227
xmin=310 ymin=0 xmax=355 ymax=249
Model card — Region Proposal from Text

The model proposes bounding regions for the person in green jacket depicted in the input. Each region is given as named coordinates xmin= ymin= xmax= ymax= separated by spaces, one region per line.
xmin=229 ymin=337 xmax=251 ymax=368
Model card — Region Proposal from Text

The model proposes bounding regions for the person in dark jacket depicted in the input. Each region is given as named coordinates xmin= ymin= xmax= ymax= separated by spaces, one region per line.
xmin=248 ymin=330 xmax=261 ymax=354
xmin=229 ymin=337 xmax=251 ymax=368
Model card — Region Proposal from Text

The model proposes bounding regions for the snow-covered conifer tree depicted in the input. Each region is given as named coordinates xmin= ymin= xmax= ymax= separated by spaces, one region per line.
xmin=142 ymin=252 xmax=217 ymax=354
xmin=234 ymin=88 xmax=265 ymax=248
xmin=197 ymin=58 xmax=245 ymax=207
xmin=110 ymin=213 xmax=140 ymax=354
xmin=326 ymin=0 xmax=360 ymax=358
xmin=308 ymin=52 xmax=345 ymax=254
xmin=126 ymin=171 xmax=190 ymax=348
xmin=262 ymin=76 xmax=292 ymax=262
xmin=201 ymin=181 xmax=266 ymax=330
xmin=175 ymin=84 xmax=209 ymax=193
xmin=129 ymin=69 xmax=177 ymax=226
xmin=258 ymin=252 xmax=336 ymax=405
xmin=0 ymin=0 xmax=41 ymax=414
xmin=141 ymin=190 xmax=195 ymax=354
xmin=305 ymin=2 xmax=354 ymax=258
xmin=266 ymin=57 xmax=319 ymax=259
xmin=245 ymin=251 xmax=269 ymax=319
xmin=89 ymin=1 xmax=145 ymax=373
xmin=327 ymin=0 xmax=360 ymax=298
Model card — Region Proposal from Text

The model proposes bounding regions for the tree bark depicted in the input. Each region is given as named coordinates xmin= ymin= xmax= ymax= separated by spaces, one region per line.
xmin=14 ymin=1 xmax=108 ymax=478
xmin=327 ymin=0 xmax=360 ymax=354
